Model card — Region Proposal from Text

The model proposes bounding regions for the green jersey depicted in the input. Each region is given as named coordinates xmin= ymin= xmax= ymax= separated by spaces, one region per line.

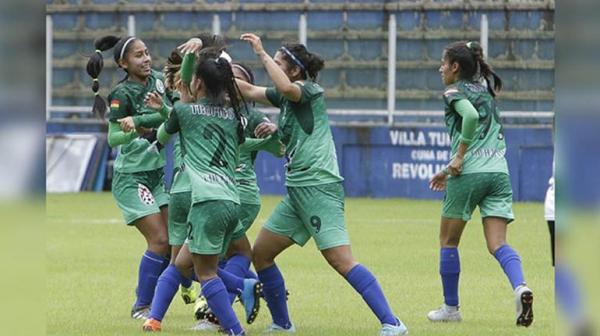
xmin=265 ymin=81 xmax=343 ymax=187
xmin=443 ymin=79 xmax=508 ymax=175
xmin=236 ymin=107 xmax=271 ymax=205
xmin=164 ymin=99 xmax=240 ymax=205
xmin=170 ymin=134 xmax=191 ymax=194
xmin=107 ymin=70 xmax=169 ymax=173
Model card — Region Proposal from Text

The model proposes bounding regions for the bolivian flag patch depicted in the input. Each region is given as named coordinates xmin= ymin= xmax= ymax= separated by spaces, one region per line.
xmin=110 ymin=99 xmax=120 ymax=110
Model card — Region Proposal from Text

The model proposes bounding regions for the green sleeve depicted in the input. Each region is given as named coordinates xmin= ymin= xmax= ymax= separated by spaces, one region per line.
xmin=442 ymin=85 xmax=468 ymax=107
xmin=239 ymin=134 xmax=283 ymax=157
xmin=132 ymin=112 xmax=165 ymax=129
xmin=163 ymin=107 xmax=181 ymax=135
xmin=453 ymin=99 xmax=478 ymax=145
xmin=181 ymin=53 xmax=197 ymax=86
xmin=107 ymin=121 xmax=138 ymax=148
xmin=157 ymin=123 xmax=172 ymax=145
xmin=106 ymin=89 xmax=130 ymax=121
xmin=296 ymin=81 xmax=324 ymax=104
xmin=265 ymin=87 xmax=283 ymax=108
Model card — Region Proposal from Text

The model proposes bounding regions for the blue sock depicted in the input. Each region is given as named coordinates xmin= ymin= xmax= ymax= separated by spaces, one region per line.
xmin=346 ymin=264 xmax=397 ymax=325
xmin=258 ymin=264 xmax=291 ymax=329
xmin=494 ymin=244 xmax=525 ymax=289
xmin=556 ymin=264 xmax=585 ymax=324
xmin=245 ymin=268 xmax=258 ymax=280
xmin=218 ymin=258 xmax=228 ymax=269
xmin=440 ymin=247 xmax=460 ymax=307
xmin=134 ymin=250 xmax=168 ymax=308
xmin=180 ymin=276 xmax=192 ymax=289
xmin=222 ymin=254 xmax=251 ymax=303
xmin=217 ymin=268 xmax=245 ymax=304
xmin=202 ymin=278 xmax=243 ymax=335
xmin=149 ymin=264 xmax=186 ymax=321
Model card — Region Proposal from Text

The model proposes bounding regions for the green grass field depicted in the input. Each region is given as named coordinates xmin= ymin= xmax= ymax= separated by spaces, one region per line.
xmin=47 ymin=193 xmax=554 ymax=335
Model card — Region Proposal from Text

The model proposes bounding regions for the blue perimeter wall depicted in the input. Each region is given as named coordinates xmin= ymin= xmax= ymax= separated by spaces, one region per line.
xmin=47 ymin=124 xmax=554 ymax=202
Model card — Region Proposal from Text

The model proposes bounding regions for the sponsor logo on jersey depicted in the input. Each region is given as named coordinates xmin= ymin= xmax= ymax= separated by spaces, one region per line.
xmin=156 ymin=79 xmax=165 ymax=94
xmin=110 ymin=99 xmax=120 ymax=110
xmin=138 ymin=184 xmax=155 ymax=205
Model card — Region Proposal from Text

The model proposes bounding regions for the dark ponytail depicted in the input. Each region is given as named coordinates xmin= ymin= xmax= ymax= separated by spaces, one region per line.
xmin=195 ymin=48 xmax=246 ymax=144
xmin=444 ymin=41 xmax=503 ymax=97
xmin=280 ymin=43 xmax=324 ymax=81
xmin=164 ymin=49 xmax=183 ymax=91
xmin=86 ymin=35 xmax=137 ymax=118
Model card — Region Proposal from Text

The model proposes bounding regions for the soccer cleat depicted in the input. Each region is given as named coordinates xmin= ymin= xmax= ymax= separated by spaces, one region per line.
xmin=180 ymin=283 xmax=199 ymax=304
xmin=194 ymin=295 xmax=220 ymax=325
xmin=380 ymin=318 xmax=408 ymax=336
xmin=427 ymin=304 xmax=462 ymax=322
xmin=263 ymin=323 xmax=296 ymax=334
xmin=515 ymin=285 xmax=534 ymax=327
xmin=240 ymin=279 xmax=262 ymax=324
xmin=190 ymin=319 xmax=220 ymax=332
xmin=131 ymin=305 xmax=151 ymax=320
xmin=142 ymin=318 xmax=162 ymax=332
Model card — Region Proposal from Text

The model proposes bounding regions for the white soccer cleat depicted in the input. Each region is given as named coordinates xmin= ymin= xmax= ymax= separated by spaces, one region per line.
xmin=515 ymin=285 xmax=534 ymax=327
xmin=190 ymin=319 xmax=220 ymax=332
xmin=427 ymin=304 xmax=462 ymax=322
xmin=263 ymin=323 xmax=296 ymax=334
xmin=380 ymin=318 xmax=408 ymax=336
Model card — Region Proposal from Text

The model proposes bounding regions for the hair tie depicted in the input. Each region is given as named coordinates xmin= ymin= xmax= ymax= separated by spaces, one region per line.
xmin=281 ymin=46 xmax=306 ymax=75
xmin=466 ymin=41 xmax=474 ymax=50
xmin=92 ymin=78 xmax=99 ymax=82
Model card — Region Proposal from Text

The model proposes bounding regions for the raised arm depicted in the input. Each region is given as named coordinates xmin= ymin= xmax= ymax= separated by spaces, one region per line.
xmin=240 ymin=33 xmax=302 ymax=103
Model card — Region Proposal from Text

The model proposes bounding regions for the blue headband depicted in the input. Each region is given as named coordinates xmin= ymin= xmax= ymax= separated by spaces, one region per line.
xmin=280 ymin=47 xmax=306 ymax=74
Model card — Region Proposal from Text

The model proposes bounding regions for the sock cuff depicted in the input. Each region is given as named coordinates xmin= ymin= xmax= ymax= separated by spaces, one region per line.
xmin=143 ymin=250 xmax=166 ymax=264
xmin=494 ymin=244 xmax=520 ymax=261
xmin=201 ymin=277 xmax=226 ymax=299
xmin=346 ymin=264 xmax=376 ymax=292
xmin=257 ymin=263 xmax=281 ymax=280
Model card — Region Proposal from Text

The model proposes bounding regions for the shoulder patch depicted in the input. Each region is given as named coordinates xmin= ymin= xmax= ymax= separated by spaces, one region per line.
xmin=110 ymin=99 xmax=120 ymax=109
xmin=443 ymin=88 xmax=459 ymax=97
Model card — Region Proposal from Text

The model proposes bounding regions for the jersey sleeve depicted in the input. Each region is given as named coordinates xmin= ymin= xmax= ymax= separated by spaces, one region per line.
xmin=296 ymin=81 xmax=324 ymax=105
xmin=106 ymin=89 xmax=130 ymax=121
xmin=164 ymin=104 xmax=181 ymax=134
xmin=442 ymin=85 xmax=468 ymax=108
xmin=247 ymin=109 xmax=270 ymax=135
xmin=265 ymin=87 xmax=283 ymax=108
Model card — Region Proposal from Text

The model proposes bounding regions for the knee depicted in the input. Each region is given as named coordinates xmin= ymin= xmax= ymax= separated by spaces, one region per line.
xmin=252 ymin=244 xmax=274 ymax=271
xmin=440 ymin=235 xmax=460 ymax=248
xmin=487 ymin=240 xmax=506 ymax=255
xmin=148 ymin=235 xmax=169 ymax=255
xmin=325 ymin=253 xmax=357 ymax=276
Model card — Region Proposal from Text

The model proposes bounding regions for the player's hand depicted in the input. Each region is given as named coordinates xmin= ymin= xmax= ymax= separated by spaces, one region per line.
xmin=117 ymin=116 xmax=136 ymax=132
xmin=254 ymin=121 xmax=277 ymax=138
xmin=144 ymin=91 xmax=164 ymax=110
xmin=240 ymin=33 xmax=265 ymax=55
xmin=429 ymin=171 xmax=448 ymax=192
xmin=178 ymin=37 xmax=203 ymax=55
xmin=448 ymin=155 xmax=464 ymax=176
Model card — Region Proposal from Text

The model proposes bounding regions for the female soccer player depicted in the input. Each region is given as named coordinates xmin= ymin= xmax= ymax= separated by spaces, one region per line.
xmin=86 ymin=35 xmax=171 ymax=319
xmin=427 ymin=41 xmax=533 ymax=327
xmin=143 ymin=47 xmax=252 ymax=335
xmin=235 ymin=33 xmax=408 ymax=336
